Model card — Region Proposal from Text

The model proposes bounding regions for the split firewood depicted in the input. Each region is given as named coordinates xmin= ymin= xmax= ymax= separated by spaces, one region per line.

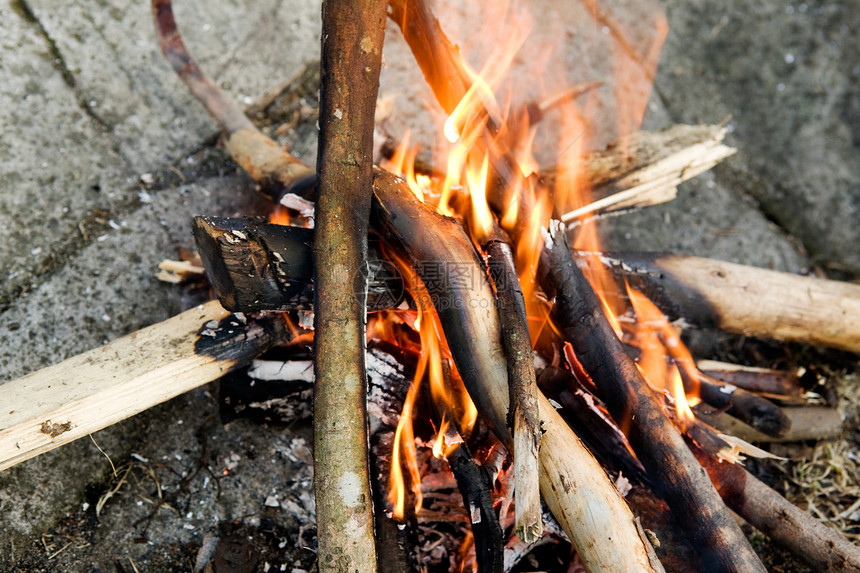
xmin=0 ymin=301 xmax=289 ymax=472
xmin=380 ymin=124 xmax=734 ymax=223
xmin=578 ymin=251 xmax=860 ymax=353
xmin=312 ymin=0 xmax=388 ymax=569
xmin=191 ymin=216 xmax=405 ymax=312
xmin=556 ymin=125 xmax=736 ymax=224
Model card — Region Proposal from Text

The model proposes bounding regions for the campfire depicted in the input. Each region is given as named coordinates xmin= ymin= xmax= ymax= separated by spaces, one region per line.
xmin=3 ymin=0 xmax=860 ymax=571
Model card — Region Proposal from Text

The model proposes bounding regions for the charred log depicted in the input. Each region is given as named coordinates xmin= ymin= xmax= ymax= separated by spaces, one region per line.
xmin=696 ymin=360 xmax=804 ymax=397
xmin=578 ymin=252 xmax=860 ymax=354
xmin=540 ymin=221 xmax=765 ymax=573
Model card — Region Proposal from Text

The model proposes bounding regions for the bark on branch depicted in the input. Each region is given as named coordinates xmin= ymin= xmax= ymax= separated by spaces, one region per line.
xmin=540 ymin=221 xmax=766 ymax=573
xmin=479 ymin=224 xmax=543 ymax=545
xmin=313 ymin=0 xmax=388 ymax=570
xmin=579 ymin=252 xmax=860 ymax=353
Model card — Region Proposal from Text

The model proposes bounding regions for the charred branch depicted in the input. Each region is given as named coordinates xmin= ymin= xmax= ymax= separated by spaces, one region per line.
xmin=697 ymin=405 xmax=843 ymax=443
xmin=481 ymin=224 xmax=542 ymax=544
xmin=696 ymin=360 xmax=804 ymax=397
xmin=578 ymin=252 xmax=860 ymax=354
xmin=540 ymin=221 xmax=765 ymax=573
xmin=693 ymin=446 xmax=860 ymax=573
xmin=692 ymin=374 xmax=791 ymax=438
xmin=447 ymin=443 xmax=505 ymax=573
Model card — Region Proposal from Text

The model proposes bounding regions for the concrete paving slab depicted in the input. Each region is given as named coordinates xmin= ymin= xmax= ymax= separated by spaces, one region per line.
xmin=655 ymin=0 xmax=860 ymax=274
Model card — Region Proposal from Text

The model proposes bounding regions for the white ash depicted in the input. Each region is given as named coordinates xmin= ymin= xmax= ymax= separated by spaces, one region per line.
xmin=248 ymin=359 xmax=314 ymax=382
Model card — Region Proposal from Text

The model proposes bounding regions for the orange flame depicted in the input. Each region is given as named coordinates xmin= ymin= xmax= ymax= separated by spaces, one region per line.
xmin=388 ymin=365 xmax=424 ymax=518
xmin=375 ymin=0 xmax=671 ymax=561
xmin=466 ymin=154 xmax=493 ymax=238
xmin=627 ymin=283 xmax=698 ymax=427
xmin=385 ymin=252 xmax=478 ymax=519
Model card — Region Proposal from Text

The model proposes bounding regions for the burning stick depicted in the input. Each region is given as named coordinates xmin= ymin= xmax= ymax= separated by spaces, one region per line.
xmin=476 ymin=221 xmax=543 ymax=545
xmin=540 ymin=221 xmax=766 ymax=573
xmin=312 ymin=0 xmax=388 ymax=570
xmin=580 ymin=252 xmax=860 ymax=353
xmin=0 ymin=302 xmax=288 ymax=472
xmin=687 ymin=428 xmax=860 ymax=573
xmin=371 ymin=170 xmax=664 ymax=572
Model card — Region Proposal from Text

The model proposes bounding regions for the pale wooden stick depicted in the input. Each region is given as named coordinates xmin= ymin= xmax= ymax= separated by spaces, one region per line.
xmin=581 ymin=252 xmax=860 ymax=353
xmin=0 ymin=301 xmax=288 ymax=472
xmin=560 ymin=124 xmax=736 ymax=224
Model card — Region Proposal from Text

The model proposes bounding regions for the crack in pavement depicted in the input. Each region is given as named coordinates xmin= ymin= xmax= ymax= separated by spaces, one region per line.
xmin=10 ymin=0 xmax=116 ymax=135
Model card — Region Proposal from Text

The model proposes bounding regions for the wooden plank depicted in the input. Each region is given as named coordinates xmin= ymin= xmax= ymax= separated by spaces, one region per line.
xmin=0 ymin=301 xmax=287 ymax=471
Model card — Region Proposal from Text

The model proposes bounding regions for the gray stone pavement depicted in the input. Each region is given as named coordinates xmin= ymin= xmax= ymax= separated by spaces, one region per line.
xmin=0 ymin=0 xmax=856 ymax=570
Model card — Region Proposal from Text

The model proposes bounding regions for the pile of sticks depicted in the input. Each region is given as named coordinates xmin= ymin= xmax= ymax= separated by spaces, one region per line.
xmin=3 ymin=0 xmax=860 ymax=572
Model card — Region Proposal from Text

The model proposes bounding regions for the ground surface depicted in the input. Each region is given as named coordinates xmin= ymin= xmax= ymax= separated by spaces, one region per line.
xmin=0 ymin=0 xmax=858 ymax=571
